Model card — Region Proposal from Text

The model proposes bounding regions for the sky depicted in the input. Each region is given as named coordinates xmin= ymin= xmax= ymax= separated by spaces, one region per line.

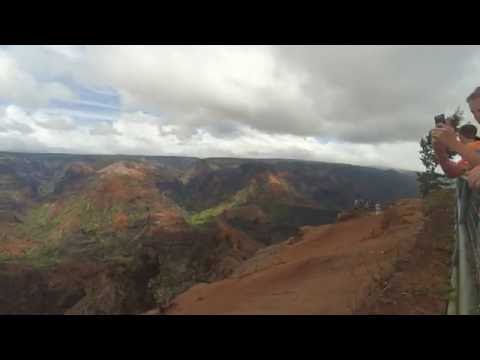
xmin=1 ymin=45 xmax=480 ymax=171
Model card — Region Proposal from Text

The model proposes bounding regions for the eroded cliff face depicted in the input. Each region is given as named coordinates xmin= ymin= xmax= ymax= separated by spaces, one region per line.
xmin=0 ymin=152 xmax=418 ymax=314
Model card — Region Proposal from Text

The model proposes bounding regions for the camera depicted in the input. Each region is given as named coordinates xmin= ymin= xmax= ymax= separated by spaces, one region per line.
xmin=434 ymin=114 xmax=446 ymax=127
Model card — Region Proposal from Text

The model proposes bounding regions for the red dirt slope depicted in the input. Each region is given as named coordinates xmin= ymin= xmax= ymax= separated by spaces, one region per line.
xmin=162 ymin=198 xmax=450 ymax=315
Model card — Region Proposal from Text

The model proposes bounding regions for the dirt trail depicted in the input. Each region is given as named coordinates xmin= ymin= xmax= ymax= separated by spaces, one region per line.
xmin=163 ymin=198 xmax=446 ymax=315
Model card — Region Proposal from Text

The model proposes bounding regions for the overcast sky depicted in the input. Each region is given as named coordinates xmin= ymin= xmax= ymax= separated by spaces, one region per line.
xmin=1 ymin=45 xmax=480 ymax=171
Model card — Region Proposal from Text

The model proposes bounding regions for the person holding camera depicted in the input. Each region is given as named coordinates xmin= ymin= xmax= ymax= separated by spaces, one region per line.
xmin=436 ymin=124 xmax=480 ymax=177
xmin=431 ymin=87 xmax=480 ymax=180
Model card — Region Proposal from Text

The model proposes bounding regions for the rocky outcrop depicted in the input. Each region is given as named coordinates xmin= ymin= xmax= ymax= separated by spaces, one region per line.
xmin=0 ymin=263 xmax=86 ymax=314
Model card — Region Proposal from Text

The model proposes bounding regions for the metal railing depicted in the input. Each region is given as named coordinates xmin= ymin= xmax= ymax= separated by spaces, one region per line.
xmin=447 ymin=178 xmax=480 ymax=314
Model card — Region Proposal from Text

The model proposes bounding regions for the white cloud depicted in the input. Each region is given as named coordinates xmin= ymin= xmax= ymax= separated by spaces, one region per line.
xmin=0 ymin=105 xmax=35 ymax=134
xmin=41 ymin=45 xmax=85 ymax=60
xmin=0 ymin=48 xmax=75 ymax=108
xmin=2 ymin=45 xmax=480 ymax=170
xmin=49 ymin=45 xmax=480 ymax=144
xmin=0 ymin=105 xmax=424 ymax=170
xmin=0 ymin=121 xmax=34 ymax=134
xmin=34 ymin=112 xmax=77 ymax=131
xmin=90 ymin=121 xmax=122 ymax=136
xmin=0 ymin=107 xmax=34 ymax=135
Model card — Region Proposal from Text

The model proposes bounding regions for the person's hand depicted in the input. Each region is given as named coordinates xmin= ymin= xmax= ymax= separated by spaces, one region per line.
xmin=458 ymin=160 xmax=471 ymax=174
xmin=467 ymin=165 xmax=480 ymax=190
xmin=431 ymin=134 xmax=447 ymax=153
xmin=431 ymin=123 xmax=459 ymax=151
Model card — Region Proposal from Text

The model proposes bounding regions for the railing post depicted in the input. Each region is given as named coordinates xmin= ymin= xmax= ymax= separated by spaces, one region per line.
xmin=457 ymin=220 xmax=475 ymax=314
xmin=449 ymin=178 xmax=480 ymax=314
